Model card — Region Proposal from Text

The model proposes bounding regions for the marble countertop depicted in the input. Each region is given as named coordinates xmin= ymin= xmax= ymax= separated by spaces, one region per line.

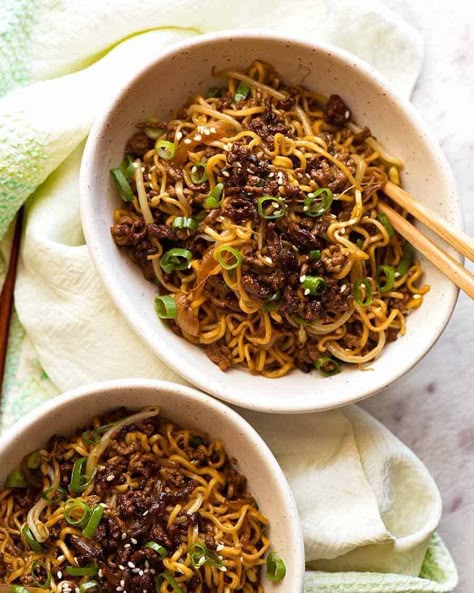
xmin=362 ymin=3 xmax=473 ymax=591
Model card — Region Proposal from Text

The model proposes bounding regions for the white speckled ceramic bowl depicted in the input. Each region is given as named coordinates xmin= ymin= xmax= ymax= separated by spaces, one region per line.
xmin=80 ymin=31 xmax=461 ymax=413
xmin=0 ymin=379 xmax=304 ymax=591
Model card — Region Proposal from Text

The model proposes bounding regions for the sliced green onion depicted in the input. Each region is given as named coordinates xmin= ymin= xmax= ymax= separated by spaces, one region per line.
xmin=172 ymin=217 xmax=198 ymax=232
xmin=294 ymin=316 xmax=311 ymax=326
xmin=42 ymin=486 xmax=66 ymax=503
xmin=82 ymin=424 xmax=113 ymax=446
xmin=64 ymin=499 xmax=92 ymax=527
xmin=110 ymin=168 xmax=134 ymax=202
xmin=315 ymin=356 xmax=341 ymax=377
xmin=233 ymin=80 xmax=250 ymax=103
xmin=257 ymin=196 xmax=287 ymax=220
xmin=397 ymin=242 xmax=414 ymax=277
xmin=22 ymin=526 xmax=43 ymax=552
xmin=302 ymin=276 xmax=327 ymax=296
xmin=154 ymin=295 xmax=177 ymax=320
xmin=70 ymin=457 xmax=93 ymax=494
xmin=82 ymin=505 xmax=104 ymax=539
xmin=356 ymin=238 xmax=365 ymax=249
xmin=309 ymin=250 xmax=321 ymax=261
xmin=190 ymin=162 xmax=208 ymax=184
xmin=119 ymin=155 xmax=136 ymax=180
xmin=155 ymin=139 xmax=176 ymax=160
xmin=377 ymin=265 xmax=395 ymax=293
xmin=27 ymin=450 xmax=41 ymax=469
xmin=5 ymin=469 xmax=27 ymax=488
xmin=189 ymin=542 xmax=222 ymax=568
xmin=144 ymin=127 xmax=165 ymax=141
xmin=155 ymin=572 xmax=183 ymax=593
xmin=263 ymin=291 xmax=280 ymax=312
xmin=31 ymin=561 xmax=51 ymax=588
xmin=206 ymin=86 xmax=221 ymax=98
xmin=79 ymin=581 xmax=101 ymax=593
xmin=160 ymin=248 xmax=193 ymax=273
xmin=145 ymin=541 xmax=168 ymax=559
xmin=266 ymin=552 xmax=286 ymax=582
xmin=204 ymin=183 xmax=224 ymax=209
xmin=66 ymin=564 xmax=98 ymax=577
xmin=354 ymin=278 xmax=373 ymax=307
xmin=215 ymin=245 xmax=242 ymax=270
xmin=11 ymin=585 xmax=29 ymax=593
xmin=189 ymin=435 xmax=205 ymax=447
xmin=304 ymin=188 xmax=333 ymax=217
xmin=377 ymin=213 xmax=395 ymax=238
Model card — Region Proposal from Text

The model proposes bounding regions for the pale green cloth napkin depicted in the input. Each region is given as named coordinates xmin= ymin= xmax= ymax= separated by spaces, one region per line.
xmin=0 ymin=0 xmax=458 ymax=591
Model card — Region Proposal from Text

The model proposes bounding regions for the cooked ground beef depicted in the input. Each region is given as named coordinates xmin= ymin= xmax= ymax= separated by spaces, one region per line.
xmin=324 ymin=94 xmax=351 ymax=126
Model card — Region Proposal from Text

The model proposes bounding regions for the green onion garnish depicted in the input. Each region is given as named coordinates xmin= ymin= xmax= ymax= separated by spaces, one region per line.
xmin=82 ymin=505 xmax=104 ymax=539
xmin=11 ymin=586 xmax=29 ymax=593
xmin=304 ymin=188 xmax=333 ymax=217
xmin=354 ymin=278 xmax=373 ymax=307
xmin=377 ymin=213 xmax=395 ymax=238
xmin=377 ymin=265 xmax=395 ymax=293
xmin=155 ymin=139 xmax=175 ymax=160
xmin=189 ymin=542 xmax=223 ymax=568
xmin=266 ymin=552 xmax=286 ymax=582
xmin=263 ymin=291 xmax=280 ymax=312
xmin=31 ymin=561 xmax=51 ymax=588
xmin=302 ymin=276 xmax=327 ymax=296
xmin=5 ymin=469 xmax=27 ymax=488
xmin=64 ymin=499 xmax=92 ymax=527
xmin=82 ymin=423 xmax=113 ymax=446
xmin=315 ymin=356 xmax=341 ymax=377
xmin=309 ymin=250 xmax=321 ymax=261
xmin=190 ymin=161 xmax=208 ymax=184
xmin=144 ymin=127 xmax=164 ymax=141
xmin=204 ymin=183 xmax=224 ymax=209
xmin=110 ymin=168 xmax=134 ymax=202
xmin=233 ymin=80 xmax=251 ymax=103
xmin=172 ymin=217 xmax=198 ymax=232
xmin=257 ymin=195 xmax=287 ymax=220
xmin=22 ymin=526 xmax=43 ymax=552
xmin=119 ymin=155 xmax=136 ymax=180
xmin=215 ymin=245 xmax=242 ymax=270
xmin=206 ymin=86 xmax=221 ymax=98
xmin=154 ymin=295 xmax=177 ymax=320
xmin=66 ymin=564 xmax=98 ymax=577
xmin=160 ymin=248 xmax=193 ymax=273
xmin=145 ymin=541 xmax=168 ymax=559
xmin=189 ymin=435 xmax=205 ymax=447
xmin=27 ymin=450 xmax=41 ymax=469
xmin=79 ymin=581 xmax=101 ymax=593
xmin=42 ymin=486 xmax=66 ymax=504
xmin=156 ymin=572 xmax=183 ymax=593
xmin=396 ymin=242 xmax=414 ymax=277
xmin=70 ymin=457 xmax=93 ymax=495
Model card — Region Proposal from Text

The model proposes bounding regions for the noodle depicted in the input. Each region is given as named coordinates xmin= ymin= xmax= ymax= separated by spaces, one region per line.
xmin=110 ymin=61 xmax=429 ymax=378
xmin=0 ymin=409 xmax=270 ymax=593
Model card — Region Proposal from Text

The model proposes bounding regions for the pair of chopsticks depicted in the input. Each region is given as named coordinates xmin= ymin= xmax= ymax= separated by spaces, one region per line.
xmin=379 ymin=182 xmax=474 ymax=298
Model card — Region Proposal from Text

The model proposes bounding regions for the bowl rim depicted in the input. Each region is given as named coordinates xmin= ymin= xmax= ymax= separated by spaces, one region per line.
xmin=80 ymin=29 xmax=461 ymax=413
xmin=0 ymin=378 xmax=305 ymax=589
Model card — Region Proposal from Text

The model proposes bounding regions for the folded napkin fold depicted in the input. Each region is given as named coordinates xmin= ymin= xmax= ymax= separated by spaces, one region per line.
xmin=0 ymin=0 xmax=458 ymax=591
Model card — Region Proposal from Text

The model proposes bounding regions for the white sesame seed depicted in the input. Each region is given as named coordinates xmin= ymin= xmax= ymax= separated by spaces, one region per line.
xmin=57 ymin=572 xmax=63 ymax=580
xmin=256 ymin=152 xmax=264 ymax=158
xmin=219 ymin=566 xmax=227 ymax=572
xmin=120 ymin=580 xmax=125 ymax=587
xmin=394 ymin=272 xmax=401 ymax=278
xmin=340 ymin=284 xmax=347 ymax=293
xmin=277 ymin=179 xmax=283 ymax=185
xmin=273 ymin=210 xmax=281 ymax=216
xmin=106 ymin=474 xmax=115 ymax=481
xmin=116 ymin=587 xmax=123 ymax=592
xmin=413 ymin=294 xmax=422 ymax=299
xmin=76 ymin=588 xmax=79 ymax=593
xmin=203 ymin=128 xmax=211 ymax=135
xmin=122 ymin=533 xmax=127 ymax=540
xmin=119 ymin=565 xmax=125 ymax=571
xmin=128 ymin=562 xmax=135 ymax=569
xmin=210 ymin=127 xmax=217 ymax=133
xmin=263 ymin=256 xmax=273 ymax=264
xmin=57 ymin=555 xmax=65 ymax=562
xmin=132 ymin=568 xmax=140 ymax=574
xmin=143 ymin=510 xmax=149 ymax=516
xmin=131 ymin=538 xmax=137 ymax=544
xmin=304 ymin=288 xmax=310 ymax=296
xmin=345 ymin=110 xmax=350 ymax=119
xmin=300 ymin=275 xmax=306 ymax=283
xmin=176 ymin=131 xmax=183 ymax=140
xmin=139 ymin=571 xmax=144 ymax=577
xmin=124 ymin=543 xmax=131 ymax=549
xmin=98 ymin=569 xmax=103 ymax=578
xmin=193 ymin=134 xmax=202 ymax=142
xmin=222 ymin=170 xmax=230 ymax=177
xmin=303 ymin=206 xmax=308 ymax=211
xmin=150 ymin=569 xmax=156 ymax=575
xmin=340 ymin=228 xmax=346 ymax=235
xmin=145 ymin=561 xmax=150 ymax=569
xmin=216 ymin=544 xmax=224 ymax=551
xmin=268 ymin=172 xmax=274 ymax=178
xmin=184 ymin=139 xmax=192 ymax=144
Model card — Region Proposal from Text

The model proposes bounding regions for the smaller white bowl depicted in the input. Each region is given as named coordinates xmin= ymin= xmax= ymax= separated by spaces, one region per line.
xmin=0 ymin=379 xmax=305 ymax=592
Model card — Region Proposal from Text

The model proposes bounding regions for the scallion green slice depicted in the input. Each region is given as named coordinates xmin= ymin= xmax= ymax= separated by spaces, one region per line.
xmin=315 ymin=356 xmax=341 ymax=377
xmin=377 ymin=213 xmax=395 ymax=238
xmin=309 ymin=250 xmax=321 ymax=261
xmin=354 ymin=278 xmax=373 ymax=307
xmin=66 ymin=564 xmax=98 ymax=577
xmin=31 ymin=561 xmax=51 ymax=588
xmin=42 ymin=486 xmax=66 ymax=504
xmin=22 ymin=526 xmax=43 ymax=552
xmin=5 ymin=469 xmax=27 ymax=488
xmin=190 ymin=161 xmax=208 ymax=184
xmin=160 ymin=248 xmax=193 ymax=273
xmin=215 ymin=245 xmax=242 ymax=270
xmin=64 ymin=499 xmax=92 ymax=527
xmin=304 ymin=188 xmax=333 ymax=217
xmin=172 ymin=217 xmax=198 ymax=232
xmin=204 ymin=183 xmax=224 ymax=209
xmin=233 ymin=80 xmax=251 ymax=103
xmin=155 ymin=572 xmax=183 ymax=593
xmin=266 ymin=552 xmax=286 ymax=582
xmin=155 ymin=139 xmax=175 ymax=160
xmin=302 ymin=276 xmax=327 ymax=296
xmin=79 ymin=581 xmax=101 ymax=593
xmin=377 ymin=265 xmax=395 ymax=293
xmin=257 ymin=196 xmax=287 ymax=220
xmin=397 ymin=243 xmax=414 ymax=277
xmin=154 ymin=295 xmax=177 ymax=320
xmin=82 ymin=505 xmax=104 ymax=539
xmin=189 ymin=542 xmax=222 ymax=568
xmin=145 ymin=541 xmax=168 ymax=559
xmin=110 ymin=168 xmax=134 ymax=202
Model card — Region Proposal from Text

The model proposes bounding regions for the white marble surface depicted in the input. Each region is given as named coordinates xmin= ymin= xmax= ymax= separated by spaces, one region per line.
xmin=361 ymin=2 xmax=474 ymax=591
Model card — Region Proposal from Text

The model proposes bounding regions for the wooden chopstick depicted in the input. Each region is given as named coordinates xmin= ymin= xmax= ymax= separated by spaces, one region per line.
xmin=378 ymin=200 xmax=474 ymax=298
xmin=384 ymin=181 xmax=474 ymax=262
xmin=0 ymin=208 xmax=24 ymax=395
